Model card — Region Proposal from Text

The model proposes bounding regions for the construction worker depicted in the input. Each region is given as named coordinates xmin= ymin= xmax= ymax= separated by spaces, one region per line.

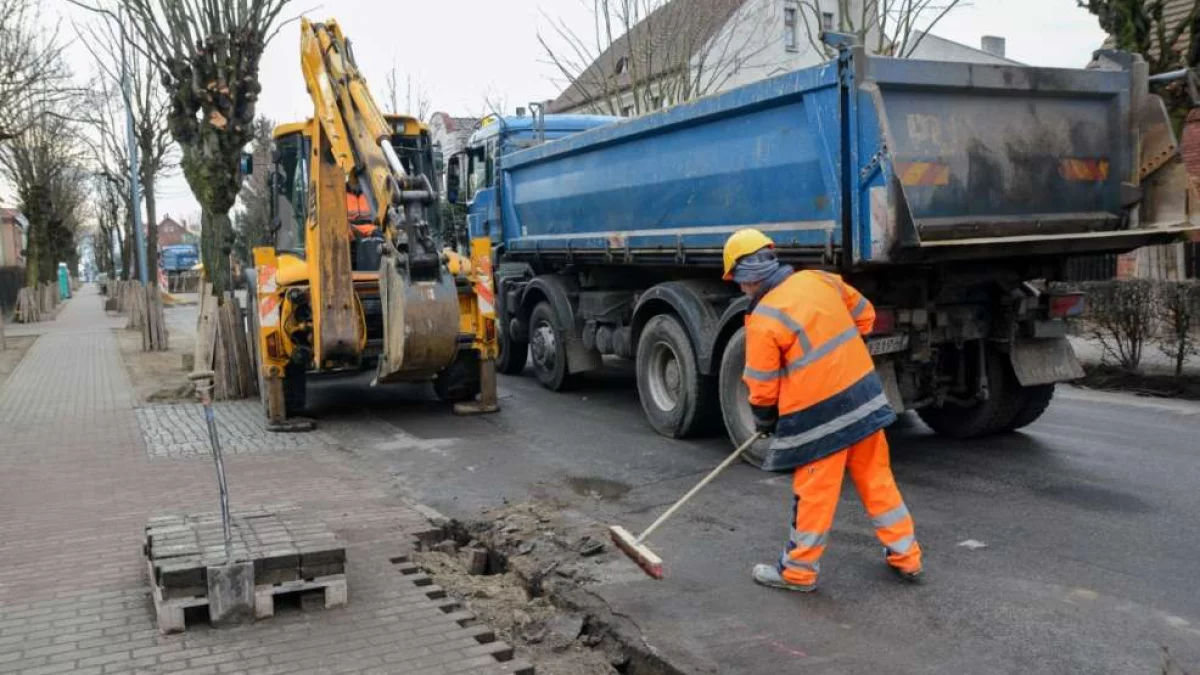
xmin=723 ymin=229 xmax=923 ymax=592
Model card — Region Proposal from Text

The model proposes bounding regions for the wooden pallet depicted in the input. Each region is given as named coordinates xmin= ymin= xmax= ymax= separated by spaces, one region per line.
xmin=254 ymin=573 xmax=347 ymax=619
xmin=145 ymin=507 xmax=347 ymax=633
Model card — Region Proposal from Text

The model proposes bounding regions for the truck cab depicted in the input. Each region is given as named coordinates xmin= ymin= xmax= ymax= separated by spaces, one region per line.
xmin=445 ymin=113 xmax=618 ymax=247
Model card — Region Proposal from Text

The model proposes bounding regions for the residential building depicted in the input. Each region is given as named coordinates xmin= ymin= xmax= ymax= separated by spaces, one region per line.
xmin=428 ymin=112 xmax=480 ymax=192
xmin=908 ymin=32 xmax=1017 ymax=65
xmin=157 ymin=215 xmax=190 ymax=247
xmin=547 ymin=0 xmax=1014 ymax=116
xmin=0 ymin=208 xmax=28 ymax=268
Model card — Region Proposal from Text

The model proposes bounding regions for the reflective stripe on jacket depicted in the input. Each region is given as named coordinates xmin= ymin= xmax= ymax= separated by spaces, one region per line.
xmin=743 ymin=270 xmax=896 ymax=471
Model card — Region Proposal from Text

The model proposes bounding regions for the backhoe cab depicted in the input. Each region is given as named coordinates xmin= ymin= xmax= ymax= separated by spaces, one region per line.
xmin=248 ymin=18 xmax=498 ymax=429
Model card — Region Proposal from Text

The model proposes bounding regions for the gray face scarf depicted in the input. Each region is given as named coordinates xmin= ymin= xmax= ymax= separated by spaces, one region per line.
xmin=732 ymin=249 xmax=794 ymax=309
xmin=731 ymin=249 xmax=780 ymax=284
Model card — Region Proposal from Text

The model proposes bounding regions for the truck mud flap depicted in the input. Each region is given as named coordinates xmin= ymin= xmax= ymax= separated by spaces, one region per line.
xmin=1009 ymin=337 xmax=1084 ymax=387
xmin=876 ymin=360 xmax=905 ymax=414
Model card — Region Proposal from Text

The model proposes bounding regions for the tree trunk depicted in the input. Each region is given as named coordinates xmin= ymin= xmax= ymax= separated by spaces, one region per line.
xmin=144 ymin=184 xmax=159 ymax=283
xmin=23 ymin=230 xmax=38 ymax=287
xmin=116 ymin=222 xmax=130 ymax=281
xmin=202 ymin=209 xmax=233 ymax=297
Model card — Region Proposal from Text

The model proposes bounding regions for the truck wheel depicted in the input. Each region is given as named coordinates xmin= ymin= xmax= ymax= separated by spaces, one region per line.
xmin=636 ymin=314 xmax=717 ymax=438
xmin=528 ymin=301 xmax=579 ymax=391
xmin=434 ymin=350 xmax=482 ymax=403
xmin=916 ymin=348 xmax=1022 ymax=439
xmin=496 ymin=325 xmax=529 ymax=375
xmin=283 ymin=362 xmax=307 ymax=416
xmin=717 ymin=328 xmax=775 ymax=469
xmin=1004 ymin=384 xmax=1056 ymax=432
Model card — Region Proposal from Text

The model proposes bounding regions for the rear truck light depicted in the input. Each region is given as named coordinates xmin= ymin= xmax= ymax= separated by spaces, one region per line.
xmin=266 ymin=333 xmax=281 ymax=359
xmin=1049 ymin=292 xmax=1085 ymax=319
xmin=871 ymin=308 xmax=897 ymax=335
xmin=1058 ymin=158 xmax=1110 ymax=182
xmin=894 ymin=161 xmax=950 ymax=187
xmin=484 ymin=317 xmax=496 ymax=342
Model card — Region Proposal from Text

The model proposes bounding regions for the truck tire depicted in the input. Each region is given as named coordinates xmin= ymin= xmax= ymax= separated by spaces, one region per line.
xmin=283 ymin=362 xmax=307 ymax=416
xmin=916 ymin=348 xmax=1023 ymax=439
xmin=434 ymin=350 xmax=482 ymax=403
xmin=528 ymin=301 xmax=579 ymax=391
xmin=1004 ymin=384 xmax=1056 ymax=432
xmin=717 ymin=328 xmax=775 ymax=469
xmin=496 ymin=326 xmax=529 ymax=375
xmin=636 ymin=314 xmax=717 ymax=438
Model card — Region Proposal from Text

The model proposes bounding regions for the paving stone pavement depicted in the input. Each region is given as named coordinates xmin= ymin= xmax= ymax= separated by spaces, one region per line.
xmin=136 ymin=403 xmax=339 ymax=458
xmin=0 ymin=286 xmax=532 ymax=675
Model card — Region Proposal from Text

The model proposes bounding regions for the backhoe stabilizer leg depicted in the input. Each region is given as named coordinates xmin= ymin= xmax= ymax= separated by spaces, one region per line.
xmin=454 ymin=358 xmax=500 ymax=415
xmin=262 ymin=375 xmax=315 ymax=433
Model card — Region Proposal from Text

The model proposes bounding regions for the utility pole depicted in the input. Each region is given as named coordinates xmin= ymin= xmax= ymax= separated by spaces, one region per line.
xmin=120 ymin=8 xmax=148 ymax=285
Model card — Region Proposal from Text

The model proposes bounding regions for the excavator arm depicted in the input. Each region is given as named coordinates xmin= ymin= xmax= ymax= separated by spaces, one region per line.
xmin=250 ymin=17 xmax=498 ymax=430
xmin=299 ymin=18 xmax=439 ymax=273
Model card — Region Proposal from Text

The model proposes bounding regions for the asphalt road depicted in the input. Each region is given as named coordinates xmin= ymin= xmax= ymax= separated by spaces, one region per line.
xmin=308 ymin=363 xmax=1200 ymax=675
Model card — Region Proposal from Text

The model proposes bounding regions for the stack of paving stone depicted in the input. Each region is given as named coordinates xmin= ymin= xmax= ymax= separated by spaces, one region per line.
xmin=144 ymin=505 xmax=347 ymax=632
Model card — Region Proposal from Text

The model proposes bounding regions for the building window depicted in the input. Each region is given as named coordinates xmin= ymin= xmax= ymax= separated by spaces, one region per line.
xmin=621 ymin=104 xmax=635 ymax=117
xmin=823 ymin=11 xmax=834 ymax=30
xmin=614 ymin=56 xmax=629 ymax=75
xmin=784 ymin=4 xmax=798 ymax=52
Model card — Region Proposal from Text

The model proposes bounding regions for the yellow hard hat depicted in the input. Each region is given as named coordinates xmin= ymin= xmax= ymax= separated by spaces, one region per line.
xmin=723 ymin=229 xmax=774 ymax=281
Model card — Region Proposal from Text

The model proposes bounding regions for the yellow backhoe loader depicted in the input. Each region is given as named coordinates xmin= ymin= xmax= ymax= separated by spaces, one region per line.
xmin=247 ymin=18 xmax=499 ymax=429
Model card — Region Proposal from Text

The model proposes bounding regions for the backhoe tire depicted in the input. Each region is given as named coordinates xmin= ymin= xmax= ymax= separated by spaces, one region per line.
xmin=528 ymin=301 xmax=579 ymax=391
xmin=635 ymin=314 xmax=717 ymax=439
xmin=496 ymin=325 xmax=529 ymax=376
xmin=1003 ymin=384 xmax=1056 ymax=432
xmin=717 ymin=328 xmax=775 ymax=469
xmin=917 ymin=347 xmax=1023 ymax=439
xmin=434 ymin=350 xmax=482 ymax=403
xmin=283 ymin=362 xmax=307 ymax=417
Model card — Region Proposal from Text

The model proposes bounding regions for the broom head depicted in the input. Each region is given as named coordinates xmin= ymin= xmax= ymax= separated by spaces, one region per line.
xmin=609 ymin=525 xmax=663 ymax=579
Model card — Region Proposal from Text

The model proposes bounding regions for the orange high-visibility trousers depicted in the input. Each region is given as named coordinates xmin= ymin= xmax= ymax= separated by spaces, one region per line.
xmin=780 ymin=429 xmax=921 ymax=585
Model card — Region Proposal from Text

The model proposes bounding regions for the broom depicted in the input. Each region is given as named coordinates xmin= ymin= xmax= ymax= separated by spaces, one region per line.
xmin=610 ymin=432 xmax=764 ymax=579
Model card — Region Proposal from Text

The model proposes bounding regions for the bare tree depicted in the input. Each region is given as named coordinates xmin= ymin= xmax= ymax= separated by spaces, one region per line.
xmin=383 ymin=64 xmax=433 ymax=120
xmin=540 ymin=0 xmax=776 ymax=117
xmin=385 ymin=61 xmax=400 ymax=114
xmin=79 ymin=69 xmax=138 ymax=280
xmin=796 ymin=0 xmax=966 ymax=58
xmin=91 ymin=173 xmax=124 ymax=279
xmin=0 ymin=0 xmax=74 ymax=141
xmin=76 ymin=15 xmax=176 ymax=282
xmin=0 ymin=102 xmax=90 ymax=286
xmin=233 ymin=115 xmax=274 ymax=264
xmin=73 ymin=0 xmax=294 ymax=296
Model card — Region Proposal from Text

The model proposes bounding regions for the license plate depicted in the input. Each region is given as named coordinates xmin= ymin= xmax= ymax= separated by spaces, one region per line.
xmin=867 ymin=334 xmax=909 ymax=356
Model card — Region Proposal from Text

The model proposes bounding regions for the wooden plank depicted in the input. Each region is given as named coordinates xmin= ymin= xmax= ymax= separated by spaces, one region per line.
xmin=230 ymin=295 xmax=254 ymax=397
xmin=213 ymin=300 xmax=230 ymax=400
xmin=194 ymin=283 xmax=217 ymax=376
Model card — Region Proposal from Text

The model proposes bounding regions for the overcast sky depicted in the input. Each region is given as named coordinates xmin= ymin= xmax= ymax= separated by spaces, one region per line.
xmin=42 ymin=0 xmax=1108 ymax=224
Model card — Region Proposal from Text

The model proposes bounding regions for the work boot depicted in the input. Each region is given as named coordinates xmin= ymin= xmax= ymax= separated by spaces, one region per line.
xmin=884 ymin=548 xmax=923 ymax=584
xmin=752 ymin=564 xmax=816 ymax=592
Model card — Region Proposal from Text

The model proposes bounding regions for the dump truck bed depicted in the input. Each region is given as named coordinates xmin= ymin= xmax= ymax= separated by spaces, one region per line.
xmin=498 ymin=48 xmax=1192 ymax=268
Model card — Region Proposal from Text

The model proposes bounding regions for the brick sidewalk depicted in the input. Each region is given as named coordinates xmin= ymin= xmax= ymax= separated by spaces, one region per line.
xmin=0 ymin=286 xmax=531 ymax=675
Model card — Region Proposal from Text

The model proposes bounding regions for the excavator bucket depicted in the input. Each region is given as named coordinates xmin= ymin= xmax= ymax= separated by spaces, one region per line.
xmin=374 ymin=254 xmax=460 ymax=385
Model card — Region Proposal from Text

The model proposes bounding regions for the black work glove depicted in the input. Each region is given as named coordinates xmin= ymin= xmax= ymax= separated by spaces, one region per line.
xmin=751 ymin=404 xmax=778 ymax=436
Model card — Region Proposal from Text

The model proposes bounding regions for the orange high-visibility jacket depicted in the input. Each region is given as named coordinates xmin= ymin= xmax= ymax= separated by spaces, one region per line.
xmin=346 ymin=192 xmax=372 ymax=224
xmin=743 ymin=270 xmax=896 ymax=471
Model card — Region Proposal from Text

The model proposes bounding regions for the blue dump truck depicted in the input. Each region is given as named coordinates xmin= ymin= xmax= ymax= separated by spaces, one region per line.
xmin=160 ymin=244 xmax=199 ymax=277
xmin=452 ymin=40 xmax=1199 ymax=465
